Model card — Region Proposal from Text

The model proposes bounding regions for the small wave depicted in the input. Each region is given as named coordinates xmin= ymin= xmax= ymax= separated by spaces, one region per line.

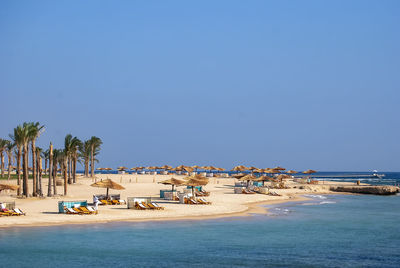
xmin=320 ymin=201 xmax=336 ymax=205
xmin=304 ymin=194 xmax=327 ymax=200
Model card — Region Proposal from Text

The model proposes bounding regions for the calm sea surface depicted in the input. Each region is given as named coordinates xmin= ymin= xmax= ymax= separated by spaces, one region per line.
xmin=0 ymin=194 xmax=399 ymax=267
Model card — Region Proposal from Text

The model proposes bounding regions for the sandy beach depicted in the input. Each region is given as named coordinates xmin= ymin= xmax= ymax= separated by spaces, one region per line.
xmin=0 ymin=174 xmax=356 ymax=228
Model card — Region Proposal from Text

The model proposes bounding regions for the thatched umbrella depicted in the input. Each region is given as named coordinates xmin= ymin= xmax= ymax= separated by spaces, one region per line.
xmin=286 ymin=170 xmax=298 ymax=174
xmin=303 ymin=169 xmax=317 ymax=174
xmin=238 ymin=174 xmax=257 ymax=187
xmin=231 ymin=165 xmax=248 ymax=172
xmin=159 ymin=177 xmax=185 ymax=198
xmin=90 ymin=178 xmax=125 ymax=199
xmin=276 ymin=174 xmax=291 ymax=181
xmin=0 ymin=184 xmax=19 ymax=193
xmin=117 ymin=166 xmax=128 ymax=171
xmin=274 ymin=166 xmax=286 ymax=171
xmin=184 ymin=175 xmax=209 ymax=196
xmin=255 ymin=175 xmax=274 ymax=186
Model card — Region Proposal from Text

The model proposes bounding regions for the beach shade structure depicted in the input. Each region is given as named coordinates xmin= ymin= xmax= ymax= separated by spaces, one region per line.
xmin=161 ymin=165 xmax=172 ymax=170
xmin=96 ymin=168 xmax=104 ymax=171
xmin=184 ymin=175 xmax=209 ymax=196
xmin=232 ymin=173 xmax=246 ymax=179
xmin=238 ymin=174 xmax=257 ymax=187
xmin=117 ymin=166 xmax=128 ymax=171
xmin=286 ymin=170 xmax=298 ymax=174
xmin=274 ymin=166 xmax=286 ymax=171
xmin=266 ymin=168 xmax=281 ymax=174
xmin=159 ymin=177 xmax=185 ymax=197
xmin=252 ymin=168 xmax=264 ymax=174
xmin=276 ymin=174 xmax=291 ymax=181
xmin=231 ymin=165 xmax=248 ymax=172
xmin=91 ymin=179 xmax=125 ymax=199
xmin=183 ymin=166 xmax=194 ymax=173
xmin=0 ymin=184 xmax=19 ymax=193
xmin=303 ymin=169 xmax=317 ymax=174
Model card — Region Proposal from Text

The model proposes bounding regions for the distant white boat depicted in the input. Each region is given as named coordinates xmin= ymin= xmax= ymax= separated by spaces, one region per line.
xmin=372 ymin=170 xmax=385 ymax=178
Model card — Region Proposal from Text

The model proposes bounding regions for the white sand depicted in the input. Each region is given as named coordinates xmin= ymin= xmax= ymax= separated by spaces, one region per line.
xmin=0 ymin=174 xmax=354 ymax=228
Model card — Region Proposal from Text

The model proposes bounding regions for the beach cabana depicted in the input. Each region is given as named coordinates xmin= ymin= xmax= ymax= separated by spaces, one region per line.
xmin=159 ymin=178 xmax=185 ymax=199
xmin=183 ymin=174 xmax=209 ymax=196
xmin=91 ymin=179 xmax=125 ymax=199
xmin=58 ymin=200 xmax=88 ymax=213
xmin=127 ymin=197 xmax=152 ymax=209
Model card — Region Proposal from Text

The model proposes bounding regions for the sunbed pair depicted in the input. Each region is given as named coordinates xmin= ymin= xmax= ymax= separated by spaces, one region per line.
xmin=242 ymin=188 xmax=256 ymax=194
xmin=184 ymin=197 xmax=212 ymax=205
xmin=0 ymin=208 xmax=25 ymax=217
xmin=64 ymin=206 xmax=98 ymax=215
xmin=100 ymin=199 xmax=126 ymax=205
xmin=134 ymin=202 xmax=164 ymax=210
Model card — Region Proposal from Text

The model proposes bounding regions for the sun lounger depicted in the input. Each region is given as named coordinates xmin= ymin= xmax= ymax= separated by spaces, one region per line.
xmin=65 ymin=207 xmax=79 ymax=214
xmin=150 ymin=202 xmax=164 ymax=210
xmin=242 ymin=189 xmax=256 ymax=194
xmin=100 ymin=200 xmax=109 ymax=205
xmin=198 ymin=198 xmax=212 ymax=205
xmin=80 ymin=206 xmax=96 ymax=214
xmin=1 ymin=208 xmax=18 ymax=216
xmin=14 ymin=208 xmax=26 ymax=215
xmin=135 ymin=202 xmax=147 ymax=210
xmin=87 ymin=206 xmax=98 ymax=214
xmin=188 ymin=198 xmax=199 ymax=205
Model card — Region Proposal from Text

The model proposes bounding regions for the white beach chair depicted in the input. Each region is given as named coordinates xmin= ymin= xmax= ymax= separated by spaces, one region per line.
xmin=14 ymin=208 xmax=25 ymax=215
xmin=138 ymin=203 xmax=148 ymax=209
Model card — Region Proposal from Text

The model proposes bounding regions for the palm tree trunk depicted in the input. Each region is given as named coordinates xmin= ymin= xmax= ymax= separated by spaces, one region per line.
xmin=22 ymin=144 xmax=29 ymax=197
xmin=85 ymin=159 xmax=89 ymax=177
xmin=31 ymin=140 xmax=37 ymax=196
xmin=90 ymin=145 xmax=94 ymax=178
xmin=17 ymin=148 xmax=21 ymax=196
xmin=38 ymin=156 xmax=43 ymax=196
xmin=53 ymin=162 xmax=57 ymax=196
xmin=73 ymin=155 xmax=77 ymax=183
xmin=63 ymin=158 xmax=68 ymax=195
xmin=0 ymin=152 xmax=4 ymax=177
xmin=47 ymin=144 xmax=53 ymax=197
xmin=44 ymin=158 xmax=48 ymax=176
xmin=67 ymin=157 xmax=72 ymax=184
xmin=7 ymin=151 xmax=12 ymax=181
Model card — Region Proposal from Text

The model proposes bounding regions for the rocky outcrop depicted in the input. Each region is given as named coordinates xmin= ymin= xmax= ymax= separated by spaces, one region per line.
xmin=330 ymin=185 xmax=399 ymax=195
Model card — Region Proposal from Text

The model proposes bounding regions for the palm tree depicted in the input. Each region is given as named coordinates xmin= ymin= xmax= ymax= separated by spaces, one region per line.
xmin=0 ymin=139 xmax=7 ymax=178
xmin=52 ymin=149 xmax=62 ymax=196
xmin=79 ymin=140 xmax=91 ymax=177
xmin=9 ymin=126 xmax=24 ymax=196
xmin=5 ymin=141 xmax=14 ymax=181
xmin=71 ymin=138 xmax=82 ymax=183
xmin=64 ymin=134 xmax=81 ymax=184
xmin=28 ymin=122 xmax=45 ymax=197
xmin=88 ymin=136 xmax=102 ymax=178
xmin=19 ymin=123 xmax=31 ymax=197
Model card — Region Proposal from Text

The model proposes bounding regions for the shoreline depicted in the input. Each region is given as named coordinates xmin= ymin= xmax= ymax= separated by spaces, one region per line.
xmin=0 ymin=174 xmax=376 ymax=230
xmin=0 ymin=195 xmax=310 ymax=229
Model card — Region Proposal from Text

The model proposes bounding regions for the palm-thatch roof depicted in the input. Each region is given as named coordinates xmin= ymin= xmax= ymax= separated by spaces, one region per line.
xmin=0 ymin=184 xmax=20 ymax=191
xmin=159 ymin=178 xmax=185 ymax=186
xmin=286 ymin=170 xmax=297 ymax=174
xmin=303 ymin=169 xmax=317 ymax=174
xmin=91 ymin=179 xmax=125 ymax=190
xmin=238 ymin=174 xmax=257 ymax=181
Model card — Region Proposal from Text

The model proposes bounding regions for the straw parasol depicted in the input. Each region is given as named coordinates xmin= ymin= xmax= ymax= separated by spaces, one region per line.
xmin=274 ymin=166 xmax=286 ymax=171
xmin=286 ymin=170 xmax=298 ymax=174
xmin=231 ymin=165 xmax=248 ymax=172
xmin=276 ymin=174 xmax=291 ymax=181
xmin=159 ymin=177 xmax=185 ymax=197
xmin=303 ymin=169 xmax=317 ymax=174
xmin=90 ymin=178 xmax=125 ymax=198
xmin=184 ymin=175 xmax=209 ymax=196
xmin=117 ymin=166 xmax=128 ymax=171
xmin=238 ymin=174 xmax=257 ymax=187
xmin=0 ymin=184 xmax=20 ymax=193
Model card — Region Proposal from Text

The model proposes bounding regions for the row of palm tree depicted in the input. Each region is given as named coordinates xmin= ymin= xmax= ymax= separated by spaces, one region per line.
xmin=1 ymin=122 xmax=102 ymax=197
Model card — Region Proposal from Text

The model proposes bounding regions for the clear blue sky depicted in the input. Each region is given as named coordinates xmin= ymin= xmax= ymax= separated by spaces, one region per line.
xmin=1 ymin=1 xmax=399 ymax=171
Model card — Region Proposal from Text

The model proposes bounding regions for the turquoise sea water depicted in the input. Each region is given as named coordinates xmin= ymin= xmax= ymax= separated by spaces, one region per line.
xmin=0 ymin=194 xmax=399 ymax=267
